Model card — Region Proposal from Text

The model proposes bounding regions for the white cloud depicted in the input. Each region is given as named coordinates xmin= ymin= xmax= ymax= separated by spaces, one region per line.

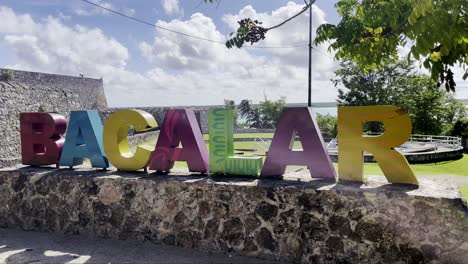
xmin=57 ymin=12 xmax=71 ymax=21
xmin=1 ymin=15 xmax=129 ymax=71
xmin=123 ymin=8 xmax=136 ymax=16
xmin=74 ymin=1 xmax=135 ymax=17
xmin=0 ymin=2 xmax=340 ymax=107
xmin=0 ymin=6 xmax=152 ymax=106
xmin=161 ymin=0 xmax=183 ymax=16
xmin=140 ymin=2 xmax=339 ymax=105
xmin=74 ymin=0 xmax=113 ymax=16
xmin=0 ymin=6 xmax=35 ymax=34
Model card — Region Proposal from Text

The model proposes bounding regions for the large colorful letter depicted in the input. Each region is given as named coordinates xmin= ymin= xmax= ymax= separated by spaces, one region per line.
xmin=209 ymin=108 xmax=262 ymax=176
xmin=103 ymin=109 xmax=157 ymax=171
xmin=338 ymin=106 xmax=418 ymax=185
xmin=59 ymin=111 xmax=108 ymax=169
xmin=148 ymin=109 xmax=208 ymax=173
xmin=261 ymin=107 xmax=336 ymax=180
xmin=20 ymin=112 xmax=67 ymax=166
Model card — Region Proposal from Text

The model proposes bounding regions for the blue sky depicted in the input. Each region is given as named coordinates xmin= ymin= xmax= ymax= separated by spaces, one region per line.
xmin=0 ymin=0 xmax=466 ymax=108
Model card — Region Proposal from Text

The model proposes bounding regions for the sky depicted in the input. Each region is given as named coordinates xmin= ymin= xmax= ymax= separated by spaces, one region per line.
xmin=0 ymin=0 xmax=466 ymax=108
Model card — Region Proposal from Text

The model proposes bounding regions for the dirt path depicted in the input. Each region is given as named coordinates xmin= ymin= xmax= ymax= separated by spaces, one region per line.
xmin=0 ymin=228 xmax=278 ymax=264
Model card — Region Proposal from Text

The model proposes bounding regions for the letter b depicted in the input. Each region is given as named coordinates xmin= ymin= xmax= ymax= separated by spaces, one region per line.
xmin=20 ymin=112 xmax=67 ymax=166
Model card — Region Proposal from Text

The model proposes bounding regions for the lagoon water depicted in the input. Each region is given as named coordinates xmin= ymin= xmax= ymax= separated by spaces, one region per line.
xmin=312 ymin=107 xmax=337 ymax=116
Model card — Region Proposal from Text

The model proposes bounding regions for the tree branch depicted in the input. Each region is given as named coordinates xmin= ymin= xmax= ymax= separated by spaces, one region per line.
xmin=267 ymin=0 xmax=315 ymax=31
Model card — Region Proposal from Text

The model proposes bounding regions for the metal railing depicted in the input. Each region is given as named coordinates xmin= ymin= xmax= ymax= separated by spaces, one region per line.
xmin=252 ymin=134 xmax=462 ymax=152
xmin=254 ymin=137 xmax=270 ymax=152
xmin=327 ymin=134 xmax=463 ymax=150
xmin=408 ymin=134 xmax=462 ymax=148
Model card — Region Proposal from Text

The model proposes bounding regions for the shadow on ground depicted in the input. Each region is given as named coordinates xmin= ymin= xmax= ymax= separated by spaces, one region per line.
xmin=0 ymin=228 xmax=278 ymax=264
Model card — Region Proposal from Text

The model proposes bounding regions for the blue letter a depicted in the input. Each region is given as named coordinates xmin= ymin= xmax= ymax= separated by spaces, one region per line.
xmin=59 ymin=111 xmax=109 ymax=168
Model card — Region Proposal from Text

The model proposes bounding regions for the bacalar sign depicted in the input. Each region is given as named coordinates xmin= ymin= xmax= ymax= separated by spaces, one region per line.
xmin=19 ymin=106 xmax=418 ymax=185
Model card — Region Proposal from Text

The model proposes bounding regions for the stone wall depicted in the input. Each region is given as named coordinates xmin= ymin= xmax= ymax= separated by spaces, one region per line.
xmin=0 ymin=68 xmax=107 ymax=167
xmin=0 ymin=166 xmax=466 ymax=263
xmin=98 ymin=105 xmax=220 ymax=135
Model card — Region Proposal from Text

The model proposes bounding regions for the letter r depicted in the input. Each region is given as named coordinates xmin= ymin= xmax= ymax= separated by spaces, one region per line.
xmin=338 ymin=106 xmax=418 ymax=185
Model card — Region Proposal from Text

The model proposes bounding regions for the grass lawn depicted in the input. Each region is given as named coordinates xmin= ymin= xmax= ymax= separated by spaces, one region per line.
xmin=203 ymin=133 xmax=274 ymax=140
xmin=359 ymin=155 xmax=468 ymax=176
xmin=143 ymin=135 xmax=468 ymax=177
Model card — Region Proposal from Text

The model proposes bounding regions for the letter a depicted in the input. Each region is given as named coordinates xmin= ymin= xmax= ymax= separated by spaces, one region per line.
xmin=20 ymin=112 xmax=67 ymax=166
xmin=261 ymin=107 xmax=336 ymax=180
xmin=59 ymin=111 xmax=109 ymax=169
xmin=149 ymin=109 xmax=208 ymax=173
xmin=338 ymin=106 xmax=418 ymax=185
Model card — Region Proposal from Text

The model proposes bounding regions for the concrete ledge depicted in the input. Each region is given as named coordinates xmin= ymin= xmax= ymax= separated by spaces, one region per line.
xmin=0 ymin=166 xmax=467 ymax=263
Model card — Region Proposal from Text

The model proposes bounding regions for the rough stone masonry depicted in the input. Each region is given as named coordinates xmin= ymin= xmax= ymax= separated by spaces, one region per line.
xmin=0 ymin=166 xmax=466 ymax=263
xmin=0 ymin=68 xmax=107 ymax=167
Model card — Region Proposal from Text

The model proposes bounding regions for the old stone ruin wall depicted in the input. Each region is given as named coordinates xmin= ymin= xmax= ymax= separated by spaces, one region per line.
xmin=98 ymin=105 xmax=217 ymax=135
xmin=0 ymin=68 xmax=107 ymax=167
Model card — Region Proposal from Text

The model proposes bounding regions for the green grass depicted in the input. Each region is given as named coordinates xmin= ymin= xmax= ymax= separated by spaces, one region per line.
xmin=203 ymin=133 xmax=273 ymax=140
xmin=144 ymin=134 xmax=468 ymax=177
xmin=361 ymin=155 xmax=468 ymax=176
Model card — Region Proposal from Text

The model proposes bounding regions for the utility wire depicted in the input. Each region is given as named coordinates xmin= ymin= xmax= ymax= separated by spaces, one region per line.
xmin=312 ymin=46 xmax=334 ymax=60
xmin=80 ymin=0 xmax=310 ymax=49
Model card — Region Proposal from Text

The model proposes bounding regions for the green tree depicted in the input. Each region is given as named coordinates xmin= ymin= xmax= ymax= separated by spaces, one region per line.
xmin=335 ymin=61 xmax=467 ymax=135
xmin=334 ymin=61 xmax=413 ymax=106
xmin=259 ymin=97 xmax=286 ymax=128
xmin=316 ymin=113 xmax=338 ymax=138
xmin=238 ymin=99 xmax=263 ymax=128
xmin=397 ymin=77 xmax=467 ymax=134
xmin=315 ymin=0 xmax=467 ymax=90
xmin=236 ymin=97 xmax=286 ymax=128
xmin=450 ymin=119 xmax=468 ymax=137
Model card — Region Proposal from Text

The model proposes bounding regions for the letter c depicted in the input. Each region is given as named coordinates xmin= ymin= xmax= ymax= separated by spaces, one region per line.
xmin=103 ymin=109 xmax=157 ymax=171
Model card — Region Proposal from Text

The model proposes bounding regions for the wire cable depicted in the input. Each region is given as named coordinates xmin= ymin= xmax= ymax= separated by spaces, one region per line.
xmin=80 ymin=0 xmax=310 ymax=49
xmin=312 ymin=46 xmax=334 ymax=60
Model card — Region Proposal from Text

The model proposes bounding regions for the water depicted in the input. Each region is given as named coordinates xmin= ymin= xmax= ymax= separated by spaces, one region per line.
xmin=312 ymin=107 xmax=337 ymax=116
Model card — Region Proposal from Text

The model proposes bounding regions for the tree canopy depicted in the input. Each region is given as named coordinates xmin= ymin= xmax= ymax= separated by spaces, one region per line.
xmin=335 ymin=61 xmax=467 ymax=135
xmin=316 ymin=113 xmax=338 ymax=138
xmin=315 ymin=0 xmax=467 ymax=91
xmin=237 ymin=97 xmax=286 ymax=129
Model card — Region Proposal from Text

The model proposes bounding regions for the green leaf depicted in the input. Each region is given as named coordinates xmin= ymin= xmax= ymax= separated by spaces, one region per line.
xmin=312 ymin=0 xmax=466 ymax=85
xmin=374 ymin=27 xmax=383 ymax=35
xmin=423 ymin=59 xmax=431 ymax=69
xmin=430 ymin=51 xmax=441 ymax=61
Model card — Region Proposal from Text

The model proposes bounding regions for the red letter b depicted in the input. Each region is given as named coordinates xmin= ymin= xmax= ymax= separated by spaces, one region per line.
xmin=20 ymin=113 xmax=67 ymax=166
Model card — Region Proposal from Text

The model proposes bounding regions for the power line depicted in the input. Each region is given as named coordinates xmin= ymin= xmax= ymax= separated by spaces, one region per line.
xmin=311 ymin=46 xmax=334 ymax=60
xmin=80 ymin=0 xmax=309 ymax=49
